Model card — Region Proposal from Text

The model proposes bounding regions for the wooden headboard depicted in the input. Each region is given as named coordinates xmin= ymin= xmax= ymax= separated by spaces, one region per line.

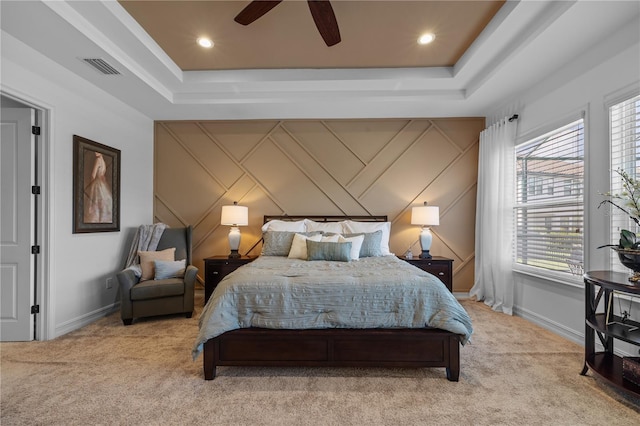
xmin=264 ymin=215 xmax=388 ymax=223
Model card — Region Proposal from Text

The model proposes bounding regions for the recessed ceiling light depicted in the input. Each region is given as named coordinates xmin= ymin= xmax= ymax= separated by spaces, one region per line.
xmin=418 ymin=33 xmax=436 ymax=45
xmin=197 ymin=37 xmax=214 ymax=48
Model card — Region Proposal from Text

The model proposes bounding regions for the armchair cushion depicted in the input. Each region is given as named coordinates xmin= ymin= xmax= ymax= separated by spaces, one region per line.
xmin=130 ymin=277 xmax=185 ymax=301
xmin=139 ymin=247 xmax=175 ymax=281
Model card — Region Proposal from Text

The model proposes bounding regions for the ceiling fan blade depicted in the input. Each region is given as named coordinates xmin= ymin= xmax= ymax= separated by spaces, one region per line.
xmin=234 ymin=0 xmax=283 ymax=25
xmin=307 ymin=0 xmax=341 ymax=46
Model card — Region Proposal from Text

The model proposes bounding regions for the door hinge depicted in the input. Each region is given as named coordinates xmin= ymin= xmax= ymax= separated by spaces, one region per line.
xmin=32 ymin=126 xmax=41 ymax=136
xmin=31 ymin=305 xmax=40 ymax=314
xmin=31 ymin=185 xmax=41 ymax=195
xmin=31 ymin=245 xmax=40 ymax=254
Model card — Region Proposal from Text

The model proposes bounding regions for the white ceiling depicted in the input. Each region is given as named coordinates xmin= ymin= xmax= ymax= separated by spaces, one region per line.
xmin=1 ymin=1 xmax=639 ymax=121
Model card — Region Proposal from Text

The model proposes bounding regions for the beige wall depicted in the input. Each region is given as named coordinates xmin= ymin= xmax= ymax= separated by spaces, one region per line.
xmin=154 ymin=118 xmax=484 ymax=292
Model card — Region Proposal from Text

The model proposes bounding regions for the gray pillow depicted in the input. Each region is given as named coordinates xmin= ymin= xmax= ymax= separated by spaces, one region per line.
xmin=342 ymin=230 xmax=383 ymax=257
xmin=307 ymin=240 xmax=352 ymax=262
xmin=262 ymin=231 xmax=322 ymax=256
xmin=154 ymin=259 xmax=186 ymax=280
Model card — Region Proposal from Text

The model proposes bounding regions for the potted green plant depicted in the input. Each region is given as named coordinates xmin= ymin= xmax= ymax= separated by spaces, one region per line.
xmin=598 ymin=169 xmax=640 ymax=281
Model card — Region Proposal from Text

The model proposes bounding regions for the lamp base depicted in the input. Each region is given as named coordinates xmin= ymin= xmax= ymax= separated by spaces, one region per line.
xmin=228 ymin=226 xmax=241 ymax=259
xmin=418 ymin=227 xmax=433 ymax=259
xmin=419 ymin=250 xmax=432 ymax=259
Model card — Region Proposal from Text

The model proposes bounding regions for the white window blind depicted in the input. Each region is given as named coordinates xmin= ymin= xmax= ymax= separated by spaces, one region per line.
xmin=515 ymin=119 xmax=584 ymax=275
xmin=609 ymin=94 xmax=640 ymax=272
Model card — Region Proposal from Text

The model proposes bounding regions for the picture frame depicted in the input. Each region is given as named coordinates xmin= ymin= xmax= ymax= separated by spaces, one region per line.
xmin=72 ymin=135 xmax=120 ymax=233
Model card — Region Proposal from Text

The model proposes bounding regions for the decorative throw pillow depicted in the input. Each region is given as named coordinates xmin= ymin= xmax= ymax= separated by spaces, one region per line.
xmin=154 ymin=259 xmax=186 ymax=280
xmin=338 ymin=234 xmax=365 ymax=260
xmin=343 ymin=220 xmax=392 ymax=255
xmin=306 ymin=240 xmax=352 ymax=262
xmin=288 ymin=233 xmax=322 ymax=259
xmin=262 ymin=231 xmax=322 ymax=256
xmin=343 ymin=230 xmax=383 ymax=257
xmin=138 ymin=247 xmax=175 ymax=281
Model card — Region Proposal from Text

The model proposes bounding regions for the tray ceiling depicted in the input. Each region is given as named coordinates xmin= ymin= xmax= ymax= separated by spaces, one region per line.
xmin=118 ymin=0 xmax=505 ymax=71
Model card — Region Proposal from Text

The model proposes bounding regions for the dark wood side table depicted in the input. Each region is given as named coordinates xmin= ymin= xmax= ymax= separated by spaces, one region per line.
xmin=582 ymin=270 xmax=640 ymax=397
xmin=204 ymin=256 xmax=256 ymax=305
xmin=399 ymin=256 xmax=453 ymax=292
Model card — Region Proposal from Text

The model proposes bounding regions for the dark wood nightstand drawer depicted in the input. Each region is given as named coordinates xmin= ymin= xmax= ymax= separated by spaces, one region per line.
xmin=399 ymin=256 xmax=453 ymax=292
xmin=423 ymin=263 xmax=450 ymax=280
xmin=204 ymin=256 xmax=256 ymax=305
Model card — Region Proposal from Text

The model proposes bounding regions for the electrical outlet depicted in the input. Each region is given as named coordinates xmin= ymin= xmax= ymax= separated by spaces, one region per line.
xmin=106 ymin=277 xmax=113 ymax=289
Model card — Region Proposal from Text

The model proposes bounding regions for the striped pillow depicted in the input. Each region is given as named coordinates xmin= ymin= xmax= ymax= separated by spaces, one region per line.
xmin=306 ymin=240 xmax=352 ymax=262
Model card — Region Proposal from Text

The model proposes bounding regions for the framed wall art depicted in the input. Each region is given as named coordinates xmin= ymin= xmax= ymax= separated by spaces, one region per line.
xmin=72 ymin=135 xmax=120 ymax=233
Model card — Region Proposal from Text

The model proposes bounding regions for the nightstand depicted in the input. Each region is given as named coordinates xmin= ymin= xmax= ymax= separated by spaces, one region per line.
xmin=204 ymin=256 xmax=256 ymax=305
xmin=399 ymin=256 xmax=453 ymax=292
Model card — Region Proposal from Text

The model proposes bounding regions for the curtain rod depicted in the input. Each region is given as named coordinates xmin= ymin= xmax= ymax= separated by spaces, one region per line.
xmin=508 ymin=114 xmax=519 ymax=122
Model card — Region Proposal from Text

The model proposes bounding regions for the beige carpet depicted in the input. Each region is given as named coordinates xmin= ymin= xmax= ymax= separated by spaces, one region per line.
xmin=2 ymin=290 xmax=639 ymax=425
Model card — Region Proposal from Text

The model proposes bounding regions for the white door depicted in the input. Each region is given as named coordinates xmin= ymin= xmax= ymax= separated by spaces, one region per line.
xmin=1 ymin=107 xmax=35 ymax=341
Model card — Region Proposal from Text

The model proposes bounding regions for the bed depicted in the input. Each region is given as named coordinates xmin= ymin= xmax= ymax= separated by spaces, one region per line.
xmin=193 ymin=215 xmax=473 ymax=381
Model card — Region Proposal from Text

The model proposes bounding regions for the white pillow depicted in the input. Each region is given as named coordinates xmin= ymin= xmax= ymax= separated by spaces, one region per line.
xmin=261 ymin=219 xmax=306 ymax=233
xmin=343 ymin=220 xmax=392 ymax=255
xmin=321 ymin=234 xmax=341 ymax=243
xmin=288 ymin=233 xmax=322 ymax=259
xmin=304 ymin=219 xmax=345 ymax=234
xmin=339 ymin=234 xmax=365 ymax=260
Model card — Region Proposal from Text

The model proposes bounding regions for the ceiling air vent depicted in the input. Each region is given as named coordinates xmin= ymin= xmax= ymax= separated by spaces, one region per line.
xmin=81 ymin=58 xmax=121 ymax=75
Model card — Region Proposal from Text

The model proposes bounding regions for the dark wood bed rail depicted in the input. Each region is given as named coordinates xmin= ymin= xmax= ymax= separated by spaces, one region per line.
xmin=204 ymin=327 xmax=460 ymax=381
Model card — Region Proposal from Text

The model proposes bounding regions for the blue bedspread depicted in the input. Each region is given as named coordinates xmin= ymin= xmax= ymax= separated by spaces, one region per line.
xmin=193 ymin=255 xmax=473 ymax=359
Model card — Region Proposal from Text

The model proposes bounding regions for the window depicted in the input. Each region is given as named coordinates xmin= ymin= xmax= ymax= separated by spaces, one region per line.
xmin=515 ymin=119 xmax=584 ymax=275
xmin=609 ymin=94 xmax=640 ymax=272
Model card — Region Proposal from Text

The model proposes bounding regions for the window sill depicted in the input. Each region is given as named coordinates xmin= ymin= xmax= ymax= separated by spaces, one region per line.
xmin=513 ymin=264 xmax=584 ymax=289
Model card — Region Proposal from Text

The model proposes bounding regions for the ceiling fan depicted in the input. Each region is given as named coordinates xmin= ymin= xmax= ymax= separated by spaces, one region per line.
xmin=234 ymin=0 xmax=341 ymax=47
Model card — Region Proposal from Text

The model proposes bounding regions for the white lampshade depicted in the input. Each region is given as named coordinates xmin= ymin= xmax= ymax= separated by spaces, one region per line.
xmin=411 ymin=202 xmax=440 ymax=226
xmin=221 ymin=203 xmax=248 ymax=226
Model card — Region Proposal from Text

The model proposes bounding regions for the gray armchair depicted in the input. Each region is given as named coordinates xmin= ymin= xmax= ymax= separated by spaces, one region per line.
xmin=117 ymin=226 xmax=197 ymax=325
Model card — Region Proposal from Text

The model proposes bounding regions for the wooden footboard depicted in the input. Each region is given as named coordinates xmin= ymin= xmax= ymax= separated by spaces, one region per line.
xmin=203 ymin=327 xmax=460 ymax=381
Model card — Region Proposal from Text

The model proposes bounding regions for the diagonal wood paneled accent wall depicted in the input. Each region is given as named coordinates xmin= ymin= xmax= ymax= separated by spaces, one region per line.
xmin=154 ymin=118 xmax=484 ymax=292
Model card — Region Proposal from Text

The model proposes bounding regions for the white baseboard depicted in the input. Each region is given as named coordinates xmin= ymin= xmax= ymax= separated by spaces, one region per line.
xmin=54 ymin=302 xmax=120 ymax=338
xmin=455 ymin=294 xmax=587 ymax=347
xmin=513 ymin=304 xmax=584 ymax=345
xmin=513 ymin=304 xmax=637 ymax=357
xmin=453 ymin=292 xmax=470 ymax=300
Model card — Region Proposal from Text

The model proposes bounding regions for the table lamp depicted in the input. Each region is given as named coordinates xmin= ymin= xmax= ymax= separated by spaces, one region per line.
xmin=411 ymin=201 xmax=440 ymax=259
xmin=221 ymin=201 xmax=248 ymax=258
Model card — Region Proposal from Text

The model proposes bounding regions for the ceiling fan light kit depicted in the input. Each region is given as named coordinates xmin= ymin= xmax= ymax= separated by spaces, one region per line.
xmin=235 ymin=0 xmax=341 ymax=47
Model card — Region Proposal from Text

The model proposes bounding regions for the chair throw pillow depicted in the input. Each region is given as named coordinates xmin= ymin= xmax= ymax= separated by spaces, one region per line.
xmin=138 ymin=247 xmax=175 ymax=281
xmin=154 ymin=259 xmax=186 ymax=280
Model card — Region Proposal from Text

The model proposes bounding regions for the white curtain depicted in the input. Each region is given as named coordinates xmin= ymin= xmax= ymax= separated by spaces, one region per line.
xmin=470 ymin=116 xmax=518 ymax=315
